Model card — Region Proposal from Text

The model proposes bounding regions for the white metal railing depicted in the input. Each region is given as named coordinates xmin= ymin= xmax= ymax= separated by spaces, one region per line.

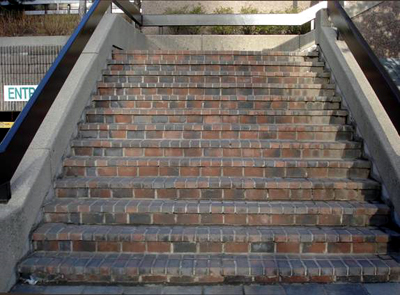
xmin=142 ymin=1 xmax=327 ymax=28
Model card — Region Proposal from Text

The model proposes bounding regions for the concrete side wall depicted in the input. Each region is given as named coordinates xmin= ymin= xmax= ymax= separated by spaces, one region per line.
xmin=146 ymin=32 xmax=315 ymax=51
xmin=315 ymin=10 xmax=400 ymax=222
xmin=0 ymin=14 xmax=151 ymax=292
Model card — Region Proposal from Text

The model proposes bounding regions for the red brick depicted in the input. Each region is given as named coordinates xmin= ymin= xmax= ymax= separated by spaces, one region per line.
xmin=276 ymin=242 xmax=300 ymax=253
xmin=225 ymin=214 xmax=247 ymax=225
xmin=225 ymin=242 xmax=249 ymax=253
xmin=147 ymin=242 xmax=171 ymax=253
xmin=201 ymin=214 xmax=223 ymax=224
xmin=138 ymin=167 xmax=158 ymax=176
xmin=181 ymin=167 xmax=200 ymax=176
xmin=302 ymin=242 xmax=326 ymax=253
xmin=122 ymin=242 xmax=146 ymax=252
xmin=97 ymin=167 xmax=117 ymax=176
xmin=97 ymin=241 xmax=120 ymax=252
xmin=327 ymin=243 xmax=351 ymax=253
xmin=353 ymin=243 xmax=377 ymax=253
xmin=177 ymin=214 xmax=200 ymax=224
xmin=199 ymin=243 xmax=223 ymax=253
xmin=118 ymin=167 xmax=137 ymax=177
xmin=153 ymin=213 xmax=176 ymax=224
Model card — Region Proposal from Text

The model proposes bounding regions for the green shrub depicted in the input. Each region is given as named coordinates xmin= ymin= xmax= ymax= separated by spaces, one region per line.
xmin=239 ymin=6 xmax=311 ymax=35
xmin=0 ymin=12 xmax=80 ymax=36
xmin=161 ymin=4 xmax=312 ymax=36
xmin=164 ymin=4 xmax=205 ymax=35
xmin=240 ymin=5 xmax=262 ymax=35
xmin=210 ymin=7 xmax=237 ymax=35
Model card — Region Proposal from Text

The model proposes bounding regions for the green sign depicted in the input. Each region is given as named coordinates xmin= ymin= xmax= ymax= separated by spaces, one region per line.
xmin=4 ymin=85 xmax=37 ymax=102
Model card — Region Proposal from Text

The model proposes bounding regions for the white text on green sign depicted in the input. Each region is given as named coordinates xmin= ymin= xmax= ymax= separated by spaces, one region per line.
xmin=4 ymin=85 xmax=37 ymax=102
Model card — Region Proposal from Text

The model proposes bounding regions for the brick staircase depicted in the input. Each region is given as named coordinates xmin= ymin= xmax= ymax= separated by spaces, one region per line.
xmin=18 ymin=50 xmax=400 ymax=285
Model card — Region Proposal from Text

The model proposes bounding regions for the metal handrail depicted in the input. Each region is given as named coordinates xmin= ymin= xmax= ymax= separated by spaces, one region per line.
xmin=0 ymin=0 xmax=141 ymax=201
xmin=142 ymin=1 xmax=328 ymax=27
xmin=328 ymin=1 xmax=400 ymax=133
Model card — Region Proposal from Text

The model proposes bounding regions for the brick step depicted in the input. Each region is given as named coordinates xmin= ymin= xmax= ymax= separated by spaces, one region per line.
xmin=112 ymin=51 xmax=319 ymax=62
xmin=113 ymin=55 xmax=312 ymax=63
xmin=92 ymin=94 xmax=341 ymax=103
xmin=43 ymin=199 xmax=390 ymax=227
xmin=78 ymin=124 xmax=353 ymax=141
xmin=85 ymin=109 xmax=348 ymax=125
xmin=63 ymin=157 xmax=371 ymax=179
xmin=101 ymin=70 xmax=330 ymax=82
xmin=101 ymin=74 xmax=329 ymax=85
xmin=92 ymin=98 xmax=340 ymax=110
xmin=113 ymin=49 xmax=320 ymax=57
xmin=33 ymin=224 xmax=399 ymax=254
xmin=97 ymin=83 xmax=335 ymax=97
xmin=18 ymin=251 xmax=400 ymax=284
xmin=71 ymin=139 xmax=361 ymax=159
xmin=108 ymin=60 xmax=324 ymax=67
xmin=108 ymin=63 xmax=325 ymax=73
xmin=55 ymin=177 xmax=380 ymax=202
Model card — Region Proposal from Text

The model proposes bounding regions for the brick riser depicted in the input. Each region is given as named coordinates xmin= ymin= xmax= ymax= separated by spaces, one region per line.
xmin=19 ymin=252 xmax=400 ymax=285
xmin=86 ymin=114 xmax=347 ymax=125
xmin=55 ymin=187 xmax=379 ymax=202
xmin=63 ymin=165 xmax=371 ymax=179
xmin=32 ymin=224 xmax=400 ymax=255
xmin=102 ymin=76 xmax=330 ymax=85
xmin=108 ymin=65 xmax=326 ymax=74
xmin=97 ymin=87 xmax=335 ymax=97
xmin=78 ymin=130 xmax=353 ymax=141
xmin=33 ymin=239 xmax=396 ymax=255
xmin=92 ymin=100 xmax=339 ymax=109
xmin=19 ymin=50 xmax=400 ymax=285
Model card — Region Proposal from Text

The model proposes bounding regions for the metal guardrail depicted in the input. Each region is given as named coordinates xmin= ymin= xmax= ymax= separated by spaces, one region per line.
xmin=142 ymin=2 xmax=327 ymax=27
xmin=328 ymin=1 xmax=400 ymax=133
xmin=0 ymin=0 xmax=141 ymax=201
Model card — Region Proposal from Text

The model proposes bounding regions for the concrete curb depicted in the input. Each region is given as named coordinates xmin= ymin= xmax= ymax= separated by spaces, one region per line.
xmin=0 ymin=14 xmax=150 ymax=292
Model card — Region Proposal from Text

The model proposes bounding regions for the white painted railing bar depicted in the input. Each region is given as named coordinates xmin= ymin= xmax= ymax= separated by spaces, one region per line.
xmin=141 ymin=1 xmax=327 ymax=27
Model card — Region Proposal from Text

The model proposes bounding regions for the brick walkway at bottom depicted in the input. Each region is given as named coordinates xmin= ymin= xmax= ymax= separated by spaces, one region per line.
xmin=10 ymin=283 xmax=400 ymax=294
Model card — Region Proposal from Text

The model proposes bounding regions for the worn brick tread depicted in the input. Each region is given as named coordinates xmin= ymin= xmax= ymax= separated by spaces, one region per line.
xmin=43 ymin=199 xmax=390 ymax=227
xmin=32 ymin=224 xmax=398 ymax=254
xmin=97 ymin=82 xmax=335 ymax=89
xmin=92 ymin=100 xmax=341 ymax=111
xmin=113 ymin=50 xmax=320 ymax=56
xmin=63 ymin=157 xmax=370 ymax=168
xmin=85 ymin=108 xmax=348 ymax=116
xmin=79 ymin=123 xmax=353 ymax=133
xmin=101 ymin=70 xmax=330 ymax=78
xmin=70 ymin=139 xmax=361 ymax=150
xmin=34 ymin=224 xmax=394 ymax=243
xmin=62 ymin=157 xmax=371 ymax=179
xmin=55 ymin=177 xmax=380 ymax=201
xmin=108 ymin=60 xmax=325 ymax=67
xmin=19 ymin=251 xmax=400 ymax=284
xmin=91 ymin=95 xmax=341 ymax=102
xmin=55 ymin=177 xmax=380 ymax=190
xmin=102 ymin=76 xmax=330 ymax=85
xmin=44 ymin=199 xmax=388 ymax=214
